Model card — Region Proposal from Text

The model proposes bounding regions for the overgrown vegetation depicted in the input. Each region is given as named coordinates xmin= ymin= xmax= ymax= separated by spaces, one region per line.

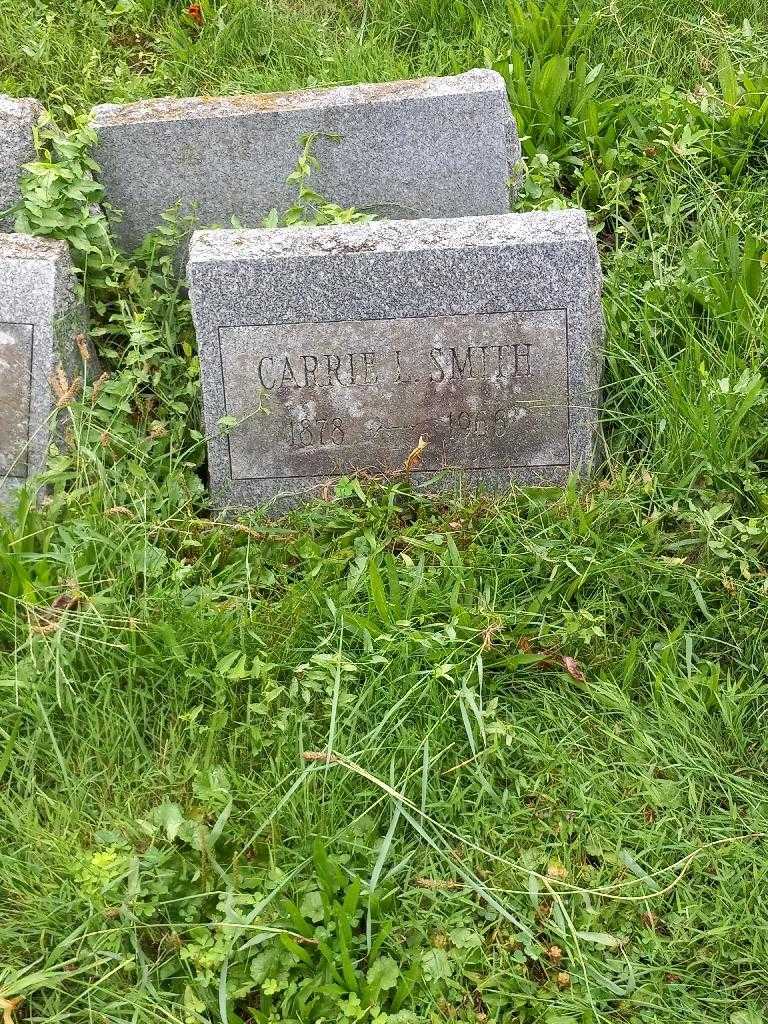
xmin=1 ymin=1 xmax=767 ymax=1022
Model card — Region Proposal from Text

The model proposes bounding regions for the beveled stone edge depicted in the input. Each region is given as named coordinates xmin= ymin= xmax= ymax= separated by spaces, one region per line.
xmin=0 ymin=94 xmax=44 ymax=120
xmin=188 ymin=210 xmax=591 ymax=266
xmin=91 ymin=69 xmax=509 ymax=127
xmin=0 ymin=232 xmax=71 ymax=263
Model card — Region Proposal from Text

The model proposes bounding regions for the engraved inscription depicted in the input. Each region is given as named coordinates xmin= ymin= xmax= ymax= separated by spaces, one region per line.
xmin=0 ymin=323 xmax=33 ymax=478
xmin=254 ymin=342 xmax=533 ymax=391
xmin=218 ymin=310 xmax=569 ymax=481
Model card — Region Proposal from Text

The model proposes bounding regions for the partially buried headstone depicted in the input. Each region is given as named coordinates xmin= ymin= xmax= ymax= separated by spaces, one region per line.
xmin=188 ymin=210 xmax=603 ymax=509
xmin=0 ymin=96 xmax=43 ymax=230
xmin=91 ymin=70 xmax=519 ymax=251
xmin=0 ymin=234 xmax=88 ymax=502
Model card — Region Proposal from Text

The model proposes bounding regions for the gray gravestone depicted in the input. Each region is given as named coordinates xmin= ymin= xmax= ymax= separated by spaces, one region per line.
xmin=91 ymin=70 xmax=519 ymax=251
xmin=0 ymin=233 xmax=88 ymax=502
xmin=188 ymin=210 xmax=603 ymax=509
xmin=0 ymin=96 xmax=43 ymax=230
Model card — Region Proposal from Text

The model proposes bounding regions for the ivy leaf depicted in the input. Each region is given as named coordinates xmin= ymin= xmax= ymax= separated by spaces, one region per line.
xmin=128 ymin=541 xmax=168 ymax=578
xmin=574 ymin=930 xmax=621 ymax=948
xmin=448 ymin=926 xmax=482 ymax=949
xmin=421 ymin=949 xmax=452 ymax=982
xmin=731 ymin=1012 xmax=765 ymax=1024
xmin=299 ymin=890 xmax=325 ymax=923
xmin=153 ymin=800 xmax=185 ymax=842
xmin=217 ymin=415 xmax=239 ymax=435
xmin=367 ymin=955 xmax=400 ymax=991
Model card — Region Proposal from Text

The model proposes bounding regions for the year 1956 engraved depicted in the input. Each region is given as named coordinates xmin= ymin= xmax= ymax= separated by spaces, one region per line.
xmin=448 ymin=408 xmax=518 ymax=437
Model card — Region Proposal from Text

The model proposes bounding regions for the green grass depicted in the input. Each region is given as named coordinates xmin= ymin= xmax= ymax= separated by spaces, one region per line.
xmin=1 ymin=1 xmax=768 ymax=1022
xmin=2 ymin=0 xmax=767 ymax=107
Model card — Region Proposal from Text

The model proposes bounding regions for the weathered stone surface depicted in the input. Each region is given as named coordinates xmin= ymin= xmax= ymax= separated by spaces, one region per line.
xmin=0 ymin=96 xmax=43 ymax=230
xmin=0 ymin=233 xmax=89 ymax=502
xmin=91 ymin=70 xmax=519 ymax=251
xmin=188 ymin=210 xmax=603 ymax=510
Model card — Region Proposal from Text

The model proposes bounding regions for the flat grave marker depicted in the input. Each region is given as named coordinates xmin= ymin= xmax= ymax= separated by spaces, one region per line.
xmin=188 ymin=210 xmax=603 ymax=509
xmin=0 ymin=95 xmax=43 ymax=230
xmin=0 ymin=233 xmax=87 ymax=501
xmin=91 ymin=70 xmax=519 ymax=251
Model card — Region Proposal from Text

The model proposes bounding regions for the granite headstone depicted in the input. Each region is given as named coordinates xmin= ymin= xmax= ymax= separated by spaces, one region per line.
xmin=91 ymin=70 xmax=519 ymax=251
xmin=188 ymin=210 xmax=603 ymax=509
xmin=0 ymin=233 xmax=88 ymax=501
xmin=0 ymin=95 xmax=43 ymax=230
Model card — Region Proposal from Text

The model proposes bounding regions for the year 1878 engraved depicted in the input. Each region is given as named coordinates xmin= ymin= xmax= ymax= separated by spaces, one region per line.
xmin=287 ymin=416 xmax=345 ymax=448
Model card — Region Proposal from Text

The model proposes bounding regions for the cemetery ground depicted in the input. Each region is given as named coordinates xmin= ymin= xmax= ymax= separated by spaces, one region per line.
xmin=1 ymin=1 xmax=767 ymax=1022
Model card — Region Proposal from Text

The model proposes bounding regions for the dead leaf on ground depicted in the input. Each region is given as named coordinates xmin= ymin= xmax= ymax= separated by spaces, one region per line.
xmin=0 ymin=996 xmax=23 ymax=1024
xmin=518 ymin=637 xmax=587 ymax=682
xmin=561 ymin=655 xmax=586 ymax=682
xmin=402 ymin=436 xmax=428 ymax=476
xmin=480 ymin=620 xmax=503 ymax=652
xmin=29 ymin=589 xmax=84 ymax=635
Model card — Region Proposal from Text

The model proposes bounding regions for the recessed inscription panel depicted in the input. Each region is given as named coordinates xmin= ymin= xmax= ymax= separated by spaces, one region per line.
xmin=218 ymin=310 xmax=569 ymax=482
xmin=0 ymin=323 xmax=33 ymax=478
